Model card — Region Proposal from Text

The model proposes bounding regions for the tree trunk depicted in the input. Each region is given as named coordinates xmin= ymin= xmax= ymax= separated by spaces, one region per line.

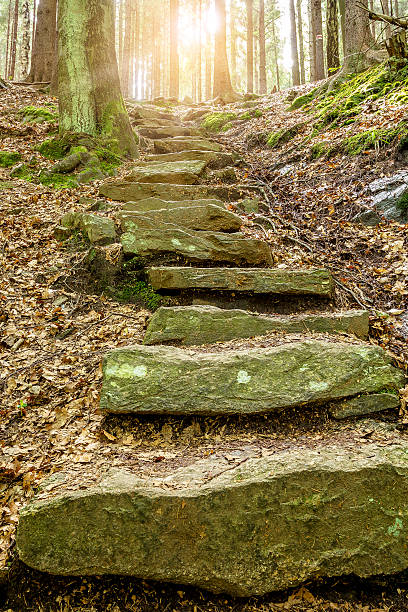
xmin=343 ymin=0 xmax=372 ymax=74
xmin=9 ymin=0 xmax=20 ymax=80
xmin=230 ymin=0 xmax=238 ymax=89
xmin=297 ymin=0 xmax=305 ymax=84
xmin=169 ymin=0 xmax=179 ymax=99
xmin=370 ymin=0 xmax=376 ymax=39
xmin=205 ymin=0 xmax=212 ymax=99
xmin=312 ymin=0 xmax=325 ymax=80
xmin=27 ymin=0 xmax=56 ymax=82
xmin=308 ymin=0 xmax=316 ymax=81
xmin=246 ymin=0 xmax=254 ymax=92
xmin=20 ymin=0 xmax=31 ymax=79
xmin=338 ymin=0 xmax=346 ymax=55
xmin=259 ymin=0 xmax=267 ymax=93
xmin=326 ymin=0 xmax=340 ymax=74
xmin=5 ymin=0 xmax=12 ymax=78
xmin=58 ymin=0 xmax=137 ymax=157
xmin=121 ymin=0 xmax=132 ymax=98
xmin=271 ymin=4 xmax=280 ymax=90
xmin=382 ymin=0 xmax=392 ymax=37
xmin=213 ymin=0 xmax=235 ymax=99
xmin=289 ymin=0 xmax=300 ymax=86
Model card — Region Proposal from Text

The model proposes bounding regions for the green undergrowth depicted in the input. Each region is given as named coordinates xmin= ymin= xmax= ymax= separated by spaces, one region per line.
xmin=0 ymin=151 xmax=22 ymax=167
xmin=20 ymin=105 xmax=58 ymax=123
xmin=267 ymin=126 xmax=299 ymax=148
xmin=36 ymin=134 xmax=123 ymax=163
xmin=238 ymin=108 xmax=262 ymax=120
xmin=202 ymin=112 xmax=237 ymax=132
xmin=345 ymin=122 xmax=408 ymax=155
xmin=10 ymin=163 xmax=79 ymax=189
xmin=396 ymin=191 xmax=408 ymax=212
xmin=115 ymin=280 xmax=163 ymax=310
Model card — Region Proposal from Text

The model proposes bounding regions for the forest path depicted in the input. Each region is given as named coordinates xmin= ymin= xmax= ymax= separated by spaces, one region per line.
xmin=15 ymin=107 xmax=408 ymax=598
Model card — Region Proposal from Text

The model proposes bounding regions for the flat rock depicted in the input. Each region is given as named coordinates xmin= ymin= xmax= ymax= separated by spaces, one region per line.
xmin=120 ymin=197 xmax=224 ymax=212
xmin=99 ymin=180 xmax=245 ymax=202
xmin=17 ymin=439 xmax=408 ymax=595
xmin=145 ymin=150 xmax=237 ymax=169
xmin=99 ymin=341 xmax=404 ymax=415
xmin=147 ymin=267 xmax=334 ymax=296
xmin=137 ymin=126 xmax=199 ymax=139
xmin=128 ymin=160 xmax=207 ymax=185
xmin=60 ymin=212 xmax=116 ymax=245
xmin=143 ymin=306 xmax=370 ymax=346
xmin=117 ymin=204 xmax=242 ymax=232
xmin=121 ymin=229 xmax=272 ymax=266
xmin=153 ymin=138 xmax=222 ymax=154
xmin=330 ymin=393 xmax=400 ymax=419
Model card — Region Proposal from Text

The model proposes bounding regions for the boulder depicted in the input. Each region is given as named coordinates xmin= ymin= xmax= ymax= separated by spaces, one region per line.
xmin=330 ymin=393 xmax=400 ymax=419
xmin=99 ymin=180 xmax=246 ymax=202
xmin=147 ymin=266 xmax=334 ymax=296
xmin=117 ymin=204 xmax=242 ymax=232
xmin=121 ymin=228 xmax=273 ymax=266
xmin=143 ymin=306 xmax=370 ymax=346
xmin=144 ymin=150 xmax=238 ymax=169
xmin=365 ymin=171 xmax=408 ymax=223
xmin=153 ymin=138 xmax=222 ymax=154
xmin=128 ymin=160 xmax=207 ymax=185
xmin=60 ymin=212 xmax=116 ymax=245
xmin=99 ymin=341 xmax=404 ymax=415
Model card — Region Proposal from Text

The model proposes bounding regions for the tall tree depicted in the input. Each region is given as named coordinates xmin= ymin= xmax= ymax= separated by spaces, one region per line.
xmin=58 ymin=0 xmax=137 ymax=156
xmin=259 ymin=0 xmax=267 ymax=93
xmin=297 ymin=0 xmax=306 ymax=84
xmin=308 ymin=0 xmax=316 ymax=81
xmin=326 ymin=0 xmax=340 ymax=74
xmin=121 ymin=0 xmax=132 ymax=97
xmin=21 ymin=0 xmax=31 ymax=79
xmin=246 ymin=0 xmax=254 ymax=92
xmin=205 ymin=0 xmax=212 ymax=99
xmin=213 ymin=0 xmax=235 ymax=99
xmin=343 ymin=0 xmax=372 ymax=73
xmin=312 ymin=0 xmax=325 ymax=80
xmin=289 ymin=0 xmax=300 ymax=86
xmin=27 ymin=0 xmax=57 ymax=82
xmin=169 ymin=0 xmax=179 ymax=98
xmin=8 ymin=0 xmax=19 ymax=79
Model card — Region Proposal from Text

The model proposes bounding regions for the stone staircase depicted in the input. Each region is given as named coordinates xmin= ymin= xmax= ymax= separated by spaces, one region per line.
xmin=16 ymin=107 xmax=408 ymax=597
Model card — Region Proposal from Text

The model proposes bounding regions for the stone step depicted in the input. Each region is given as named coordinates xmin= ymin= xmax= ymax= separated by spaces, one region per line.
xmin=137 ymin=126 xmax=200 ymax=139
xmin=117 ymin=203 xmax=242 ymax=233
xmin=100 ymin=340 xmax=403 ymax=415
xmin=99 ymin=180 xmax=247 ymax=203
xmin=121 ymin=197 xmax=225 ymax=213
xmin=143 ymin=305 xmax=370 ymax=346
xmin=121 ymin=228 xmax=272 ymax=266
xmin=133 ymin=118 xmax=181 ymax=128
xmin=129 ymin=104 xmax=176 ymax=122
xmin=153 ymin=138 xmax=222 ymax=154
xmin=145 ymin=149 xmax=238 ymax=169
xmin=147 ymin=266 xmax=334 ymax=297
xmin=128 ymin=160 xmax=208 ymax=185
xmin=17 ymin=437 xmax=408 ymax=596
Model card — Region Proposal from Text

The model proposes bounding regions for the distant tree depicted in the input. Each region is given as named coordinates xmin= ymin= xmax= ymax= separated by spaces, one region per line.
xmin=297 ymin=0 xmax=306 ymax=84
xmin=169 ymin=0 xmax=179 ymax=98
xmin=58 ymin=0 xmax=137 ymax=157
xmin=326 ymin=0 xmax=340 ymax=74
xmin=259 ymin=0 xmax=267 ymax=93
xmin=27 ymin=0 xmax=57 ymax=82
xmin=8 ymin=0 xmax=19 ymax=79
xmin=311 ymin=0 xmax=325 ymax=80
xmin=289 ymin=0 xmax=300 ymax=86
xmin=246 ymin=0 xmax=254 ymax=92
xmin=20 ymin=0 xmax=31 ymax=79
xmin=213 ymin=0 xmax=235 ymax=99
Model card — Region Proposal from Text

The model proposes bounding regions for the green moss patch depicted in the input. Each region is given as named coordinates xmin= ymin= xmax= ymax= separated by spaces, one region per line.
xmin=202 ymin=112 xmax=237 ymax=132
xmin=267 ymin=127 xmax=298 ymax=148
xmin=20 ymin=105 xmax=58 ymax=123
xmin=344 ymin=123 xmax=408 ymax=155
xmin=0 ymin=151 xmax=22 ymax=167
xmin=396 ymin=191 xmax=408 ymax=212
xmin=115 ymin=280 xmax=162 ymax=310
xmin=290 ymin=88 xmax=319 ymax=111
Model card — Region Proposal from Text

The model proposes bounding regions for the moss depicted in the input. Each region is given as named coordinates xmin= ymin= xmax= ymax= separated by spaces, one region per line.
xmin=238 ymin=109 xmax=262 ymax=121
xmin=344 ymin=125 xmax=406 ymax=155
xmin=0 ymin=151 xmax=22 ymax=167
xmin=20 ymin=105 xmax=57 ymax=123
xmin=37 ymin=138 xmax=68 ymax=160
xmin=202 ymin=112 xmax=237 ymax=132
xmin=396 ymin=191 xmax=408 ymax=212
xmin=10 ymin=163 xmax=32 ymax=179
xmin=290 ymin=88 xmax=319 ymax=110
xmin=115 ymin=280 xmax=162 ymax=310
xmin=267 ymin=127 xmax=298 ymax=148
xmin=39 ymin=172 xmax=78 ymax=189
xmin=311 ymin=142 xmax=334 ymax=159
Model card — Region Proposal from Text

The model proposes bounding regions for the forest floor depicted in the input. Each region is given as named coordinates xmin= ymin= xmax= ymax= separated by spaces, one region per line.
xmin=0 ymin=78 xmax=408 ymax=611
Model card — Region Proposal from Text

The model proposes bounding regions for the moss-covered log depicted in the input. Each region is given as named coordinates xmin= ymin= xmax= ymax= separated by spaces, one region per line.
xmin=58 ymin=0 xmax=137 ymax=157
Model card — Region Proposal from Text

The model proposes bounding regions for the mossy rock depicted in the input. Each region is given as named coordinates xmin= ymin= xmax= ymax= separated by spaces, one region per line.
xmin=20 ymin=105 xmax=57 ymax=124
xmin=201 ymin=112 xmax=237 ymax=132
xmin=267 ymin=126 xmax=299 ymax=148
xmin=0 ymin=151 xmax=22 ymax=168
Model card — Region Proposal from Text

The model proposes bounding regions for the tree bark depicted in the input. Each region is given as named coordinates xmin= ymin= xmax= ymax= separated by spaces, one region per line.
xmin=169 ymin=0 xmax=179 ymax=99
xmin=259 ymin=0 xmax=267 ymax=93
xmin=205 ymin=0 xmax=212 ymax=99
xmin=289 ymin=0 xmax=300 ymax=86
xmin=9 ymin=0 xmax=20 ymax=80
xmin=213 ymin=0 xmax=235 ymax=99
xmin=21 ymin=0 xmax=31 ymax=79
xmin=343 ymin=0 xmax=372 ymax=74
xmin=5 ymin=0 xmax=12 ymax=78
xmin=246 ymin=0 xmax=254 ymax=92
xmin=308 ymin=0 xmax=316 ymax=81
xmin=327 ymin=0 xmax=340 ymax=74
xmin=297 ymin=0 xmax=305 ymax=84
xmin=312 ymin=0 xmax=325 ymax=80
xmin=58 ymin=0 xmax=137 ymax=157
xmin=121 ymin=0 xmax=132 ymax=98
xmin=27 ymin=0 xmax=56 ymax=82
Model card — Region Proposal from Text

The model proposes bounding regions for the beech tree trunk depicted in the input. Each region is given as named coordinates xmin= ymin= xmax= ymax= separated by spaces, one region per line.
xmin=259 ymin=0 xmax=267 ymax=93
xmin=205 ymin=0 xmax=212 ymax=99
xmin=246 ymin=0 xmax=254 ymax=92
xmin=297 ymin=0 xmax=305 ymax=84
xmin=21 ymin=0 xmax=31 ymax=79
xmin=121 ymin=0 xmax=132 ymax=98
xmin=213 ymin=0 xmax=235 ymax=99
xmin=169 ymin=0 xmax=179 ymax=98
xmin=308 ymin=0 xmax=316 ymax=81
xmin=9 ymin=0 xmax=19 ymax=80
xmin=327 ymin=0 xmax=340 ymax=74
xmin=27 ymin=0 xmax=56 ymax=82
xmin=343 ymin=0 xmax=372 ymax=74
xmin=312 ymin=0 xmax=325 ymax=80
xmin=289 ymin=0 xmax=300 ymax=86
xmin=58 ymin=0 xmax=137 ymax=157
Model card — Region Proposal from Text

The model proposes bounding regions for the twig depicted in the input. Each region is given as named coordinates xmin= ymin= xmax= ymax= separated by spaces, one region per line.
xmin=334 ymin=279 xmax=370 ymax=309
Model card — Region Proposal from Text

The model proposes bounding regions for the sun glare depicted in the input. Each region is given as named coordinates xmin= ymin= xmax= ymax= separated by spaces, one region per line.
xmin=178 ymin=5 xmax=219 ymax=48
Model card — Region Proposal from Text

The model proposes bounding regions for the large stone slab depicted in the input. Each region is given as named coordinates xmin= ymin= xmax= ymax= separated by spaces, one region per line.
xmin=120 ymin=197 xmax=225 ymax=213
xmin=330 ymin=393 xmax=400 ymax=419
xmin=137 ymin=126 xmax=200 ymax=139
xmin=117 ymin=204 xmax=242 ymax=232
xmin=143 ymin=306 xmax=369 ymax=346
xmin=153 ymin=138 xmax=222 ymax=154
xmin=121 ymin=229 xmax=272 ymax=266
xmin=18 ymin=441 xmax=408 ymax=595
xmin=128 ymin=160 xmax=207 ymax=185
xmin=147 ymin=266 xmax=334 ymax=297
xmin=99 ymin=341 xmax=404 ymax=415
xmin=99 ymin=180 xmax=244 ymax=202
xmin=145 ymin=150 xmax=237 ymax=169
